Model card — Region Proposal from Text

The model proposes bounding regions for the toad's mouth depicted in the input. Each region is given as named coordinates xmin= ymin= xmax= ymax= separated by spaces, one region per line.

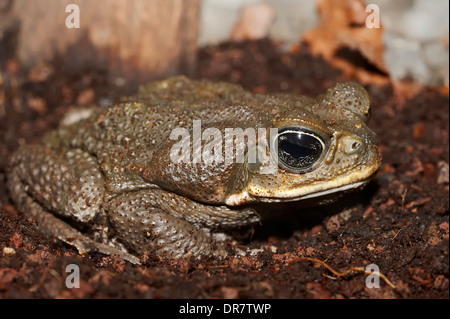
xmin=278 ymin=179 xmax=369 ymax=201
xmin=225 ymin=165 xmax=379 ymax=206
xmin=225 ymin=180 xmax=370 ymax=205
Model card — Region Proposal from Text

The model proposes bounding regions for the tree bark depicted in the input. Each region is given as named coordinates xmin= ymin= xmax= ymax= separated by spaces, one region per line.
xmin=6 ymin=0 xmax=201 ymax=82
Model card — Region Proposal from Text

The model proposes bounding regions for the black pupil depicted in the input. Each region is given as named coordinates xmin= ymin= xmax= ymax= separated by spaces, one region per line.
xmin=277 ymin=130 xmax=323 ymax=170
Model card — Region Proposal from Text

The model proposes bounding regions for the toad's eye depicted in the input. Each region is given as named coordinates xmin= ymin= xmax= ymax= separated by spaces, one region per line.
xmin=275 ymin=128 xmax=326 ymax=173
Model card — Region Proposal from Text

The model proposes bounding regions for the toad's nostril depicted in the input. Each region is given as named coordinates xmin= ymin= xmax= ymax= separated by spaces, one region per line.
xmin=340 ymin=136 xmax=364 ymax=155
xmin=351 ymin=141 xmax=361 ymax=150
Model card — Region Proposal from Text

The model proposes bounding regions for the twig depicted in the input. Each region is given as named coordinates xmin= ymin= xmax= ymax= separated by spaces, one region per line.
xmin=291 ymin=256 xmax=396 ymax=289
xmin=392 ymin=217 xmax=415 ymax=241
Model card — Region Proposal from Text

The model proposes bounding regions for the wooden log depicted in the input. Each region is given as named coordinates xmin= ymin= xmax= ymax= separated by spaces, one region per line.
xmin=6 ymin=0 xmax=201 ymax=82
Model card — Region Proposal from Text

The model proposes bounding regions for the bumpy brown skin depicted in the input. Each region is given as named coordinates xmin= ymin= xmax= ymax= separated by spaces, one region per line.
xmin=7 ymin=76 xmax=381 ymax=264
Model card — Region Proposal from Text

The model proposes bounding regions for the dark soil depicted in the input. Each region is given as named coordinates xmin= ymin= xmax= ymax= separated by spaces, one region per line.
xmin=0 ymin=39 xmax=448 ymax=299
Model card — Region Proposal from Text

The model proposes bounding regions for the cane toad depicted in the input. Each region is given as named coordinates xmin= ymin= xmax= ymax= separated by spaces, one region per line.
xmin=7 ymin=76 xmax=381 ymax=264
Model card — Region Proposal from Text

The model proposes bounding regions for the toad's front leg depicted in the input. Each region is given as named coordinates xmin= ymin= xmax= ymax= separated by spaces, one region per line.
xmin=106 ymin=189 xmax=260 ymax=259
xmin=106 ymin=190 xmax=213 ymax=258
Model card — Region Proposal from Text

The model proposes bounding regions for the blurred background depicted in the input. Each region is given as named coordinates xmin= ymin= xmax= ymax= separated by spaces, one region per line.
xmin=1 ymin=0 xmax=448 ymax=89
xmin=200 ymin=0 xmax=449 ymax=86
